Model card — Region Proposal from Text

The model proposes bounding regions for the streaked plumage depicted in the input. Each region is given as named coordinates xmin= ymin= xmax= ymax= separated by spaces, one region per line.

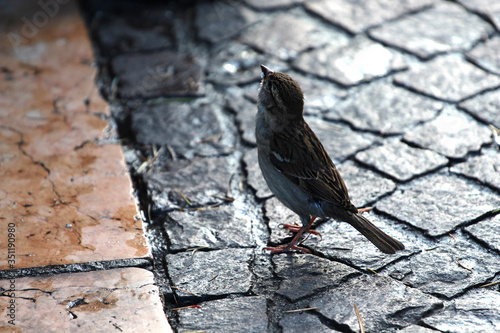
xmin=256 ymin=65 xmax=405 ymax=254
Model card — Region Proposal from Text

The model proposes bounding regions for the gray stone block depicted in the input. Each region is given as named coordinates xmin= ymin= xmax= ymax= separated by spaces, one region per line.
xmin=310 ymin=275 xmax=442 ymax=332
xmin=178 ymin=296 xmax=268 ymax=332
xmin=458 ymin=89 xmax=500 ymax=128
xmin=326 ymin=80 xmax=442 ymax=135
xmin=394 ymin=54 xmax=500 ymax=102
xmin=273 ymin=254 xmax=359 ymax=301
xmin=377 ymin=174 xmax=500 ymax=236
xmin=294 ymin=36 xmax=406 ymax=86
xmin=241 ymin=11 xmax=348 ymax=60
xmin=111 ymin=51 xmax=203 ymax=98
xmin=403 ymin=107 xmax=492 ymax=159
xmin=132 ymin=101 xmax=231 ymax=158
xmin=355 ymin=140 xmax=448 ymax=182
xmin=305 ymin=0 xmax=432 ymax=34
xmin=451 ymin=153 xmax=500 ymax=191
xmin=369 ymin=2 xmax=493 ymax=59
xmin=465 ymin=215 xmax=500 ymax=253
xmin=467 ymin=36 xmax=500 ymax=75
xmin=166 ymin=248 xmax=253 ymax=298
xmin=166 ymin=206 xmax=255 ymax=251
xmin=387 ymin=232 xmax=500 ymax=297
xmin=146 ymin=156 xmax=233 ymax=210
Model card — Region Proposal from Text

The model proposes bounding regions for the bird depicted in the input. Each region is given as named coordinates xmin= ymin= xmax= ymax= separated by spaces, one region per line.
xmin=256 ymin=64 xmax=405 ymax=254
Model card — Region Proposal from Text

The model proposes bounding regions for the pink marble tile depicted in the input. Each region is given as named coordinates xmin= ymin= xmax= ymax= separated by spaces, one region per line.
xmin=0 ymin=1 xmax=150 ymax=269
xmin=0 ymin=268 xmax=172 ymax=332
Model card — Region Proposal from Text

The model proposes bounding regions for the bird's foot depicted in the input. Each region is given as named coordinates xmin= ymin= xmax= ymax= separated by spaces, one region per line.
xmin=357 ymin=206 xmax=373 ymax=214
xmin=281 ymin=224 xmax=322 ymax=239
xmin=264 ymin=244 xmax=311 ymax=254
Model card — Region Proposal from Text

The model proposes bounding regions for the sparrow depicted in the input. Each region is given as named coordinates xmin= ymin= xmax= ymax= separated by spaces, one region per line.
xmin=256 ymin=65 xmax=405 ymax=254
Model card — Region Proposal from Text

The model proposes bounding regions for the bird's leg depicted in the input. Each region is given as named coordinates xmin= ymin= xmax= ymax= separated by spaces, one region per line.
xmin=357 ymin=207 xmax=373 ymax=214
xmin=281 ymin=217 xmax=322 ymax=238
xmin=265 ymin=216 xmax=317 ymax=254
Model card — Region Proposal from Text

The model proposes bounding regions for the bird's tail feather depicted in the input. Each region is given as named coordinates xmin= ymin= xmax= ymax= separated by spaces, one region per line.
xmin=348 ymin=213 xmax=405 ymax=254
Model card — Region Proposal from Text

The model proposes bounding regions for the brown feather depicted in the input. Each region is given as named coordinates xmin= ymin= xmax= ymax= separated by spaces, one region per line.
xmin=270 ymin=120 xmax=356 ymax=213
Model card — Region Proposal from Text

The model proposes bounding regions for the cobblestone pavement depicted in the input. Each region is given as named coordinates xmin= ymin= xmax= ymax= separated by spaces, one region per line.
xmin=2 ymin=0 xmax=500 ymax=332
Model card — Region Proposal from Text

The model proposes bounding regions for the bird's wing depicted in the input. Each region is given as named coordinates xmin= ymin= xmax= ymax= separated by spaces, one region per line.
xmin=269 ymin=121 xmax=355 ymax=212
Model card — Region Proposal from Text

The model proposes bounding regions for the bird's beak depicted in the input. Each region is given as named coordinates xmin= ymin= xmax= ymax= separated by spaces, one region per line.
xmin=260 ymin=64 xmax=273 ymax=78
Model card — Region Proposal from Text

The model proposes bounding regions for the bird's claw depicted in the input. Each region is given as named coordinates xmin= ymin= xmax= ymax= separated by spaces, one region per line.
xmin=281 ymin=223 xmax=322 ymax=239
xmin=264 ymin=245 xmax=311 ymax=254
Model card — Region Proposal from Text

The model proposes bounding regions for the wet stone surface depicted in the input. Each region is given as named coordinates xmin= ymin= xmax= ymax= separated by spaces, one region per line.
xmin=451 ymin=152 xmax=500 ymax=191
xmin=403 ymin=106 xmax=492 ymax=159
xmin=464 ymin=214 xmax=500 ymax=253
xmin=94 ymin=11 xmax=176 ymax=55
xmin=111 ymin=50 xmax=204 ymax=98
xmin=457 ymin=0 xmax=500 ymax=31
xmin=273 ymin=254 xmax=359 ymax=301
xmin=394 ymin=54 xmax=500 ymax=102
xmin=355 ymin=140 xmax=449 ymax=182
xmin=369 ymin=2 xmax=493 ymax=59
xmin=305 ymin=117 xmax=375 ymax=162
xmin=423 ymin=289 xmax=500 ymax=332
xmin=458 ymin=89 xmax=500 ymax=127
xmin=387 ymin=231 xmax=500 ymax=298
xmin=227 ymin=89 xmax=258 ymax=145
xmin=146 ymin=156 xmax=233 ymax=211
xmin=244 ymin=0 xmax=305 ymax=10
xmin=279 ymin=312 xmax=332 ymax=333
xmin=166 ymin=205 xmax=255 ymax=251
xmin=132 ymin=100 xmax=231 ymax=158
xmin=177 ymin=296 xmax=268 ymax=332
xmin=195 ymin=1 xmax=258 ymax=44
xmin=166 ymin=248 xmax=253 ymax=298
xmin=313 ymin=211 xmax=411 ymax=270
xmin=466 ymin=36 xmax=500 ymax=75
xmin=293 ymin=35 xmax=407 ymax=86
xmin=310 ymin=275 xmax=443 ymax=332
xmin=207 ymin=42 xmax=279 ymax=86
xmin=241 ymin=11 xmax=348 ymax=61
xmin=338 ymin=161 xmax=397 ymax=207
xmin=325 ymin=80 xmax=443 ymax=135
xmin=377 ymin=173 xmax=500 ymax=236
xmin=244 ymin=148 xmax=273 ymax=199
xmin=304 ymin=0 xmax=433 ymax=34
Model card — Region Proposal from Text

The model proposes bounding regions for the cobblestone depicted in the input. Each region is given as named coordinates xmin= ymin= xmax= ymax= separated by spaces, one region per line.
xmin=451 ymin=152 xmax=500 ymax=190
xmin=394 ymin=54 xmax=500 ymax=102
xmin=457 ymin=0 xmax=500 ymax=31
xmin=423 ymin=289 xmax=500 ymax=332
xmin=166 ymin=248 xmax=254 ymax=298
xmin=403 ymin=106 xmax=492 ymax=159
xmin=355 ymin=140 xmax=448 ymax=181
xmin=325 ymin=80 xmax=443 ymax=135
xmin=132 ymin=100 xmax=231 ymax=158
xmin=304 ymin=0 xmax=433 ymax=34
xmin=369 ymin=2 xmax=493 ymax=59
xmin=241 ymin=11 xmax=348 ymax=61
xmin=387 ymin=231 xmax=500 ymax=298
xmin=466 ymin=36 xmax=500 ymax=75
xmin=377 ymin=173 xmax=500 ymax=236
xmin=458 ymin=89 xmax=500 ymax=127
xmin=274 ymin=254 xmax=359 ymax=301
xmin=177 ymin=296 xmax=268 ymax=332
xmin=294 ymin=35 xmax=407 ymax=86
xmin=146 ymin=156 xmax=233 ymax=210
xmin=464 ymin=214 xmax=500 ymax=252
xmin=166 ymin=206 xmax=255 ymax=251
xmin=310 ymin=275 xmax=443 ymax=332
